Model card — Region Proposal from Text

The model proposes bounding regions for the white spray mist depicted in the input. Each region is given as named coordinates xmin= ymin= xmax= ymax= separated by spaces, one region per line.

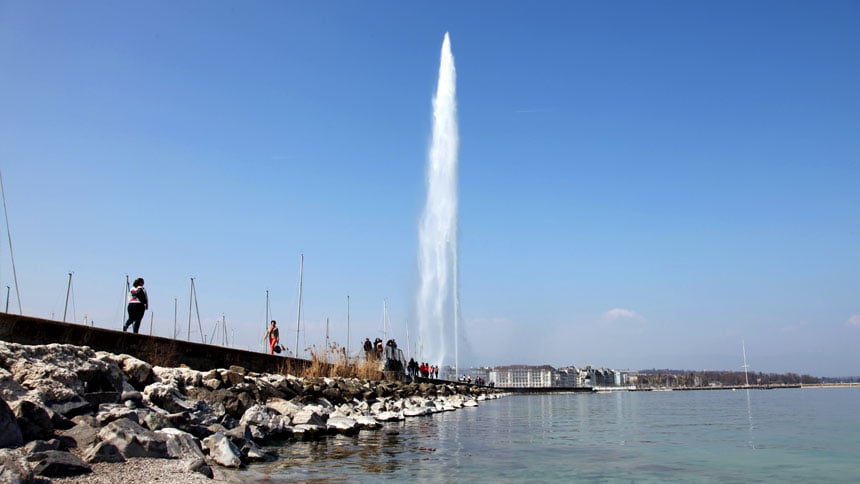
xmin=417 ymin=32 xmax=459 ymax=372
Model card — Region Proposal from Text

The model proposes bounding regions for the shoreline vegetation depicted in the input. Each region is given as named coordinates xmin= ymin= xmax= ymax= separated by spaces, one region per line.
xmin=0 ymin=341 xmax=504 ymax=482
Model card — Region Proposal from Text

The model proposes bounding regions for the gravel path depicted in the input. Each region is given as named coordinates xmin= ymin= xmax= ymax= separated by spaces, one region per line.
xmin=50 ymin=458 xmax=243 ymax=484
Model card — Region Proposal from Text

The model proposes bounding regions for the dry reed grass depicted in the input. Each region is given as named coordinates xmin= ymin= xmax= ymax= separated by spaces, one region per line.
xmin=294 ymin=343 xmax=383 ymax=380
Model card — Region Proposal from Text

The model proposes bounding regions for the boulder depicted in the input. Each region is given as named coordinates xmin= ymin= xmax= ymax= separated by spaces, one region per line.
xmin=204 ymin=389 xmax=253 ymax=419
xmin=82 ymin=441 xmax=125 ymax=463
xmin=120 ymin=390 xmax=143 ymax=405
xmin=291 ymin=408 xmax=326 ymax=427
xmin=291 ymin=423 xmax=326 ymax=440
xmin=1 ymin=343 xmax=121 ymax=404
xmin=219 ymin=370 xmax=245 ymax=388
xmin=45 ymin=396 xmax=92 ymax=418
xmin=373 ymin=411 xmax=404 ymax=422
xmin=95 ymin=404 xmax=140 ymax=426
xmin=152 ymin=366 xmax=202 ymax=389
xmin=0 ymin=396 xmax=23 ymax=448
xmin=121 ymin=355 xmax=154 ymax=389
xmin=156 ymin=427 xmax=205 ymax=460
xmin=187 ymin=457 xmax=214 ymax=478
xmin=141 ymin=410 xmax=172 ymax=431
xmin=0 ymin=448 xmax=33 ymax=483
xmin=0 ymin=367 xmax=27 ymax=403
xmin=201 ymin=431 xmax=243 ymax=468
xmin=143 ymin=382 xmax=194 ymax=414
xmin=228 ymin=365 xmax=247 ymax=376
xmin=265 ymin=397 xmax=302 ymax=419
xmin=12 ymin=399 xmax=54 ymax=443
xmin=241 ymin=438 xmax=275 ymax=462
xmin=238 ymin=404 xmax=290 ymax=438
xmin=97 ymin=418 xmax=169 ymax=459
xmin=326 ymin=416 xmax=359 ymax=435
xmin=202 ymin=378 xmax=222 ymax=391
xmin=353 ymin=415 xmax=382 ymax=429
xmin=224 ymin=423 xmax=253 ymax=449
xmin=22 ymin=439 xmax=60 ymax=454
xmin=60 ymin=420 xmax=99 ymax=450
xmin=403 ymin=406 xmax=432 ymax=417
xmin=27 ymin=450 xmax=91 ymax=478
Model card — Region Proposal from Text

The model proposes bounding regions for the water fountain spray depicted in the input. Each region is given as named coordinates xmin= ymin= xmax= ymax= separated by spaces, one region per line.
xmin=417 ymin=32 xmax=459 ymax=374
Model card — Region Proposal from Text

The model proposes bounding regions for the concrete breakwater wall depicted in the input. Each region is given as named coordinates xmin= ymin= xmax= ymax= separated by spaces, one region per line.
xmin=0 ymin=313 xmax=308 ymax=375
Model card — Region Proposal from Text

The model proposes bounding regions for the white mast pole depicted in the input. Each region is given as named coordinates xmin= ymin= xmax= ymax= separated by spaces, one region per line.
xmin=295 ymin=254 xmax=303 ymax=357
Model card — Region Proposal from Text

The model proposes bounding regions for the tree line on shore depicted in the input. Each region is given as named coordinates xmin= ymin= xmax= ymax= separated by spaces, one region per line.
xmin=637 ymin=369 xmax=821 ymax=387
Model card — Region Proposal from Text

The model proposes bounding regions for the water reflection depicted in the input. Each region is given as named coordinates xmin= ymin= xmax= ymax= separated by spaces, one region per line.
xmin=235 ymin=391 xmax=858 ymax=482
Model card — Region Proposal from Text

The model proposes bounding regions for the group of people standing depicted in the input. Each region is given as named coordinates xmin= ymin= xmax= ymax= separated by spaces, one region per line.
xmin=363 ymin=337 xmax=399 ymax=360
xmin=407 ymin=359 xmax=438 ymax=379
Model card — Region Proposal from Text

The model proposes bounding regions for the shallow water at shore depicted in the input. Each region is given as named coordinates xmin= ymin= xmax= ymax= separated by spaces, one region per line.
xmin=236 ymin=388 xmax=860 ymax=482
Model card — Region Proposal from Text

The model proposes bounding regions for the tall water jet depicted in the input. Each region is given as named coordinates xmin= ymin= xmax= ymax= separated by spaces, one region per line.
xmin=417 ymin=32 xmax=459 ymax=373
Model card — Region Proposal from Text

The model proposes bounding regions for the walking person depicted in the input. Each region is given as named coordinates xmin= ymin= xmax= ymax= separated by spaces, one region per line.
xmin=264 ymin=320 xmax=280 ymax=355
xmin=123 ymin=277 xmax=148 ymax=333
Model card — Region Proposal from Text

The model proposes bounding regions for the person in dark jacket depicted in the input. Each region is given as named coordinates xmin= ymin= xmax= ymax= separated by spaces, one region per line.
xmin=123 ymin=277 xmax=148 ymax=333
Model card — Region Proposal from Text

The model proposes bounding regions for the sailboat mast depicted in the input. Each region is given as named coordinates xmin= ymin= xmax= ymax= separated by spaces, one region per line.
xmin=295 ymin=254 xmax=303 ymax=357
xmin=0 ymin=169 xmax=22 ymax=314
xmin=62 ymin=272 xmax=72 ymax=322
xmin=187 ymin=278 xmax=193 ymax=341
xmin=405 ymin=319 xmax=411 ymax=360
xmin=346 ymin=294 xmax=350 ymax=357
xmin=121 ymin=275 xmax=129 ymax=328
xmin=173 ymin=297 xmax=177 ymax=339
xmin=742 ymin=340 xmax=750 ymax=387
xmin=383 ymin=298 xmax=388 ymax=341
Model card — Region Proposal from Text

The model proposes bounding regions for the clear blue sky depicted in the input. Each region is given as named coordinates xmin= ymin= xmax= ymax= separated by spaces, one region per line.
xmin=1 ymin=1 xmax=858 ymax=376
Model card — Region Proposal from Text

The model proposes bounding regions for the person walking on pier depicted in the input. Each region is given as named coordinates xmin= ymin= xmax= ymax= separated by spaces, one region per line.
xmin=122 ymin=277 xmax=148 ymax=333
xmin=264 ymin=320 xmax=280 ymax=355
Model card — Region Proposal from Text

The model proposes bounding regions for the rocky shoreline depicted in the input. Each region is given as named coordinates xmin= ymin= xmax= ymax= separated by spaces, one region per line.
xmin=0 ymin=341 xmax=503 ymax=482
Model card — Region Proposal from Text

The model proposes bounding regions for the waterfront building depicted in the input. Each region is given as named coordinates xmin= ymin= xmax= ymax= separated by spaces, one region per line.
xmin=490 ymin=365 xmax=554 ymax=388
xmin=555 ymin=366 xmax=586 ymax=387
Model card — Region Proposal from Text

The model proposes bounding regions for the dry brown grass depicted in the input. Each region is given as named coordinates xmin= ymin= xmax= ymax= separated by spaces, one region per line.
xmin=297 ymin=343 xmax=383 ymax=380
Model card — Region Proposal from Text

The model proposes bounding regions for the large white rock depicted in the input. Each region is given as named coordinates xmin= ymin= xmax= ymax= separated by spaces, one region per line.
xmin=353 ymin=415 xmax=382 ymax=429
xmin=202 ymin=431 xmax=242 ymax=468
xmin=265 ymin=397 xmax=302 ymax=419
xmin=291 ymin=408 xmax=326 ymax=427
xmin=373 ymin=411 xmax=404 ymax=422
xmin=156 ymin=427 xmax=205 ymax=459
xmin=239 ymin=404 xmax=290 ymax=436
xmin=326 ymin=416 xmax=358 ymax=433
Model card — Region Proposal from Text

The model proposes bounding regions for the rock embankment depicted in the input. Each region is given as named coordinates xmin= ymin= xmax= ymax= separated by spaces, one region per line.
xmin=0 ymin=341 xmax=502 ymax=482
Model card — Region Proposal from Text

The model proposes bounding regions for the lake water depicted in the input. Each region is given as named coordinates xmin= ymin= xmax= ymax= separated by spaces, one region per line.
xmin=239 ymin=388 xmax=860 ymax=482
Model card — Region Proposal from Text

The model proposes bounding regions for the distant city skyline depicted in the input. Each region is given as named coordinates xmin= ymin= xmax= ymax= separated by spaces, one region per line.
xmin=1 ymin=1 xmax=858 ymax=376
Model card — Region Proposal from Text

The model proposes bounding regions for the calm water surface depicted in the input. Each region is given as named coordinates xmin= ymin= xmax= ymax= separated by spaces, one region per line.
xmin=239 ymin=388 xmax=860 ymax=482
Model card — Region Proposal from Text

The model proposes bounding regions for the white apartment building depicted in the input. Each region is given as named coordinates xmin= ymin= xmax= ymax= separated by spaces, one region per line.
xmin=490 ymin=365 xmax=554 ymax=388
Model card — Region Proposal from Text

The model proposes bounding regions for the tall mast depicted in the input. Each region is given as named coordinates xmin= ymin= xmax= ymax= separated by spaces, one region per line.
xmin=295 ymin=254 xmax=303 ymax=357
xmin=742 ymin=340 xmax=750 ymax=387
xmin=187 ymin=278 xmax=193 ymax=341
xmin=62 ymin=272 xmax=72 ymax=322
xmin=121 ymin=275 xmax=129 ymax=328
xmin=0 ymin=169 xmax=22 ymax=314
xmin=346 ymin=294 xmax=350 ymax=357
xmin=173 ymin=297 xmax=177 ymax=339
xmin=265 ymin=289 xmax=270 ymax=352
xmin=383 ymin=298 xmax=388 ymax=341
